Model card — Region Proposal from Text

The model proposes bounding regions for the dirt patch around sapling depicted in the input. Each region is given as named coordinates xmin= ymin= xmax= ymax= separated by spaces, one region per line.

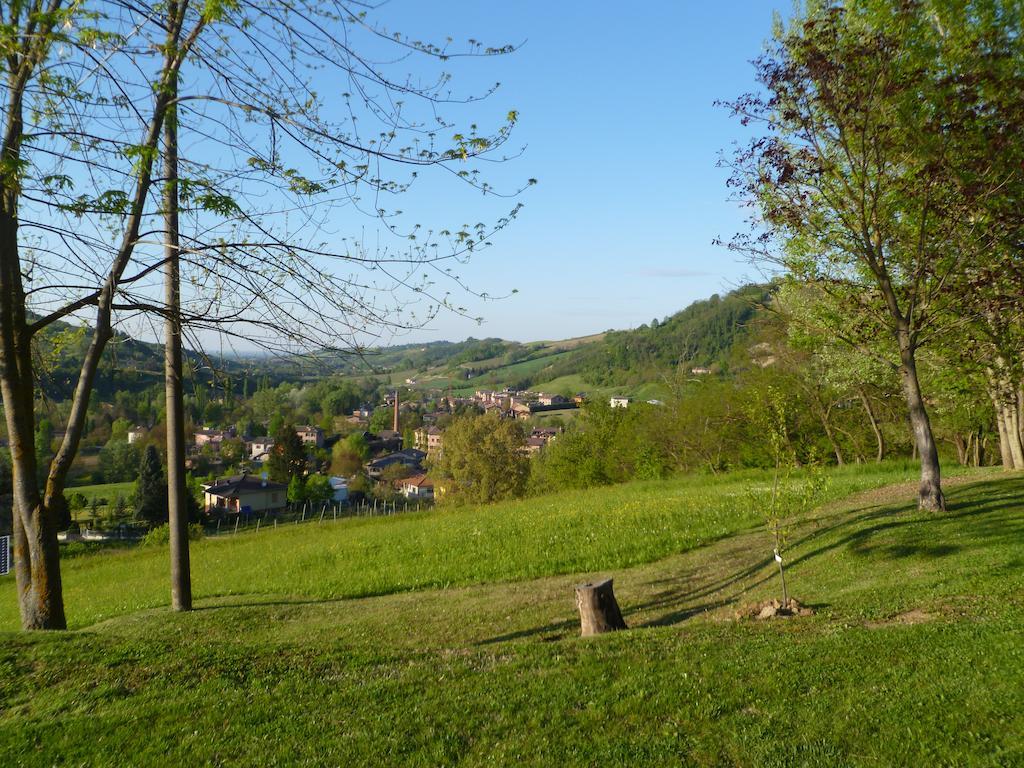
xmin=736 ymin=597 xmax=815 ymax=621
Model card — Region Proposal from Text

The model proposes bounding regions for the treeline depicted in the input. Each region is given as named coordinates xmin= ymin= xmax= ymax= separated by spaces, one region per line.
xmin=432 ymin=293 xmax=1012 ymax=505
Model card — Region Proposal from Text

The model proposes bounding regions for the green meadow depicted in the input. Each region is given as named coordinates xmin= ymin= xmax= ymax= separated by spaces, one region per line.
xmin=2 ymin=463 xmax=1022 ymax=766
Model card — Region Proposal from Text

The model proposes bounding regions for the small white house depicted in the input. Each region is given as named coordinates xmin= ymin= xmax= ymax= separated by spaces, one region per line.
xmin=609 ymin=396 xmax=631 ymax=409
xmin=248 ymin=437 xmax=274 ymax=461
xmin=399 ymin=474 xmax=434 ymax=500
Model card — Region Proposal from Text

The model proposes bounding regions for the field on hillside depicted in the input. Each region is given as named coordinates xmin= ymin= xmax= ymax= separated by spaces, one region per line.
xmin=65 ymin=481 xmax=136 ymax=501
xmin=0 ymin=462 xmax=942 ymax=631
xmin=3 ymin=466 xmax=1022 ymax=766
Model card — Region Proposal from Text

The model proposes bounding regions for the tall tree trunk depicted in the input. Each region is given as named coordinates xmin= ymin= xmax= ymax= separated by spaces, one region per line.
xmin=953 ymin=435 xmax=968 ymax=466
xmin=897 ymin=332 xmax=944 ymax=511
xmin=163 ymin=45 xmax=192 ymax=612
xmin=0 ymin=214 xmax=67 ymax=629
xmin=1004 ymin=401 xmax=1024 ymax=469
xmin=859 ymin=388 xmax=885 ymax=462
xmin=1017 ymin=387 xmax=1024 ymax=446
xmin=819 ymin=401 xmax=845 ymax=466
xmin=991 ymin=387 xmax=1015 ymax=469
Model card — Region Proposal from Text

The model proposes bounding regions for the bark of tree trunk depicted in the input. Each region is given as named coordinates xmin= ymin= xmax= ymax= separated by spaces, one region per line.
xmin=822 ymin=411 xmax=844 ymax=466
xmin=1018 ymin=387 xmax=1024 ymax=447
xmin=858 ymin=389 xmax=885 ymax=462
xmin=953 ymin=435 xmax=968 ymax=466
xmin=163 ymin=74 xmax=192 ymax=612
xmin=992 ymin=392 xmax=1015 ymax=469
xmin=897 ymin=333 xmax=944 ymax=511
xmin=0 ymin=221 xmax=67 ymax=629
xmin=1005 ymin=402 xmax=1024 ymax=469
xmin=575 ymin=579 xmax=627 ymax=636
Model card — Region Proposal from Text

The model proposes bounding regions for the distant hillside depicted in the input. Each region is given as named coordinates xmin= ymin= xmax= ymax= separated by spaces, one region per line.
xmin=535 ymin=283 xmax=772 ymax=387
xmin=382 ymin=283 xmax=773 ymax=393
xmin=33 ymin=316 xmax=248 ymax=401
xmin=32 ymin=283 xmax=772 ymax=400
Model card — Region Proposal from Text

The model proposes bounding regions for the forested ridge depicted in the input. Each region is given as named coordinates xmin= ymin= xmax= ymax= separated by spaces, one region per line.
xmin=29 ymin=285 xmax=771 ymax=399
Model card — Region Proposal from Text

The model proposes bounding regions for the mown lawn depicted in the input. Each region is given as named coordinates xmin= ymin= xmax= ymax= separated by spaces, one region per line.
xmin=65 ymin=480 xmax=137 ymax=502
xmin=1 ymin=466 xmax=1021 ymax=766
xmin=1 ymin=461 xmax=947 ymax=630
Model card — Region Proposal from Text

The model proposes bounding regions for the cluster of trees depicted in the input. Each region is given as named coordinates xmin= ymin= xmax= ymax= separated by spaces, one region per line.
xmin=432 ymin=279 xmax=1020 ymax=505
xmin=722 ymin=0 xmax=1024 ymax=509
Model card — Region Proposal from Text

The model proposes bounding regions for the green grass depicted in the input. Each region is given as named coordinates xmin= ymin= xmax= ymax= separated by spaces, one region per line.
xmin=64 ymin=480 xmax=136 ymax=501
xmin=2 ymin=464 xmax=1022 ymax=766
xmin=1 ymin=462 xmax=939 ymax=631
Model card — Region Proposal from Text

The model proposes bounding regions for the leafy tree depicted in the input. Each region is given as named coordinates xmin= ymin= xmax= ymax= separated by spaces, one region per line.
xmin=344 ymin=432 xmax=370 ymax=460
xmin=720 ymin=2 xmax=1024 ymax=509
xmin=110 ymin=418 xmax=132 ymax=443
xmin=219 ymin=437 xmax=246 ymax=465
xmin=305 ymin=474 xmax=333 ymax=504
xmin=380 ymin=463 xmax=414 ymax=484
xmin=331 ymin=446 xmax=365 ymax=477
xmin=99 ymin=441 xmax=141 ymax=484
xmin=348 ymin=472 xmax=372 ymax=497
xmin=135 ymin=446 xmax=169 ymax=526
xmin=433 ymin=414 xmax=528 ymax=504
xmin=287 ymin=475 xmax=307 ymax=505
xmin=369 ymin=406 xmax=395 ymax=433
xmin=109 ymin=495 xmax=130 ymax=527
xmin=267 ymin=426 xmax=306 ymax=484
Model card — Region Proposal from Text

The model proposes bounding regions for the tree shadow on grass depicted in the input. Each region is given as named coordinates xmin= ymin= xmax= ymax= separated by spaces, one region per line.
xmin=193 ymin=476 xmax=1024 ymax=645
xmin=627 ymin=475 xmax=1024 ymax=631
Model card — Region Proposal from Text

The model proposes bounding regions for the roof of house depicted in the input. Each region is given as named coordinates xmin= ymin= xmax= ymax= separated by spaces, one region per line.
xmin=401 ymin=474 xmax=433 ymax=489
xmin=366 ymin=448 xmax=426 ymax=470
xmin=204 ymin=473 xmax=286 ymax=497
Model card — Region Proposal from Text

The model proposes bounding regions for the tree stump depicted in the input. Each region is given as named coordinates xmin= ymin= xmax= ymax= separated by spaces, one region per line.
xmin=575 ymin=578 xmax=627 ymax=636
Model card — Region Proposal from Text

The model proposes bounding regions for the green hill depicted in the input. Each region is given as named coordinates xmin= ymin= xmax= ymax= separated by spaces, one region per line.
xmin=388 ymin=283 xmax=772 ymax=395
xmin=31 ymin=283 xmax=771 ymax=402
xmin=2 ymin=464 xmax=1021 ymax=765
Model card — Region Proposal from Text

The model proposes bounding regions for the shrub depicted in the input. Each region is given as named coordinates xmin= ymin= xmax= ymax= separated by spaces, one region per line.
xmin=141 ymin=523 xmax=205 ymax=547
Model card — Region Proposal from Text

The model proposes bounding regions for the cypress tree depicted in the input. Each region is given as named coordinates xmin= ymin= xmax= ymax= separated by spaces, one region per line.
xmin=136 ymin=445 xmax=169 ymax=526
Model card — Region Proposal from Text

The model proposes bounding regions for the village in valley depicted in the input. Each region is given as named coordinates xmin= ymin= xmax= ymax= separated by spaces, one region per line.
xmin=170 ymin=387 xmax=596 ymax=517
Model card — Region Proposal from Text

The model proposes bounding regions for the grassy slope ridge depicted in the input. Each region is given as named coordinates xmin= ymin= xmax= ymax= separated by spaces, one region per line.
xmin=1 ymin=462 xmax=934 ymax=631
xmin=2 ymin=466 xmax=1022 ymax=766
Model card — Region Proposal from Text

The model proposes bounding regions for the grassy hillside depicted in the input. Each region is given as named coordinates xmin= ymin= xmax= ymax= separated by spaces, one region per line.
xmin=1 ymin=462 xmax=936 ymax=631
xmin=2 ymin=466 xmax=1021 ymax=765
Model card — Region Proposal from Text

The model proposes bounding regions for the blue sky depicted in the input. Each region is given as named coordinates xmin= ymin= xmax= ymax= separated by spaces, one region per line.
xmin=342 ymin=0 xmax=791 ymax=345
